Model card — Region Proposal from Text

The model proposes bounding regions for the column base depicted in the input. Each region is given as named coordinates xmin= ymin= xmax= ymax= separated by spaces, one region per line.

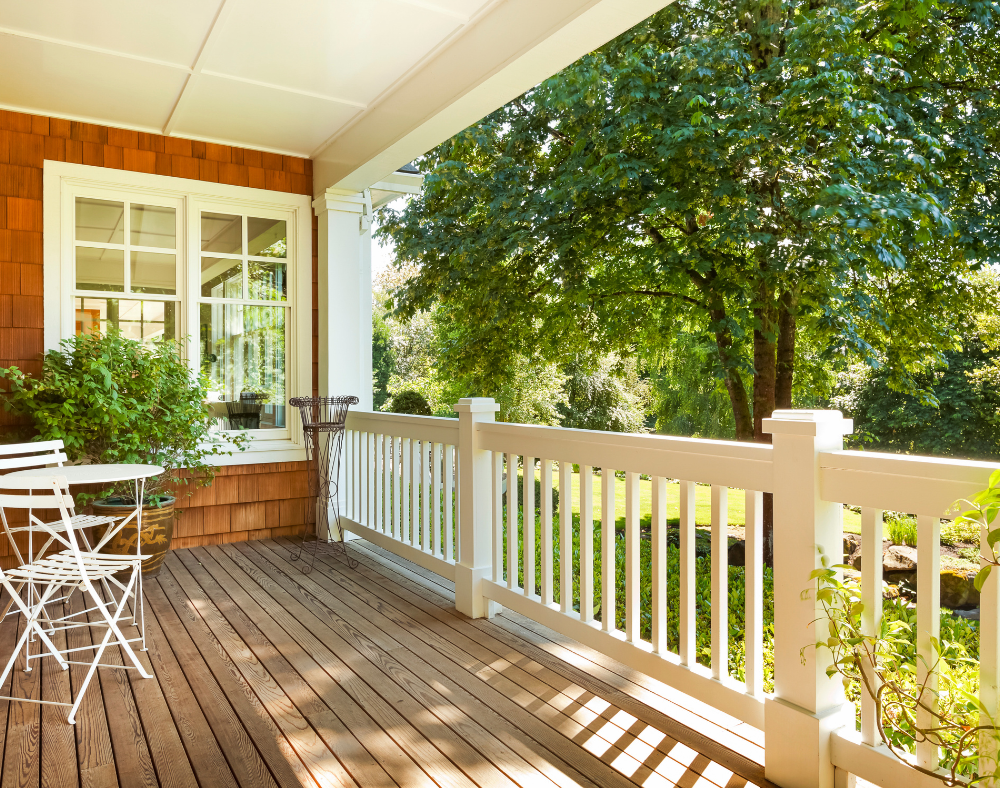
xmin=454 ymin=564 xmax=500 ymax=619
xmin=765 ymin=697 xmax=853 ymax=788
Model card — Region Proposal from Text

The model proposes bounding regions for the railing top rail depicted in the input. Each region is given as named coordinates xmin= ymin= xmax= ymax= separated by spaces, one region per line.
xmin=819 ymin=449 xmax=997 ymax=517
xmin=346 ymin=410 xmax=460 ymax=443
xmin=477 ymin=421 xmax=774 ymax=491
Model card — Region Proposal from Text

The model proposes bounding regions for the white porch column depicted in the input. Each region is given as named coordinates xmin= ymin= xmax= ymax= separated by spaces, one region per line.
xmin=763 ymin=410 xmax=854 ymax=788
xmin=313 ymin=190 xmax=373 ymax=409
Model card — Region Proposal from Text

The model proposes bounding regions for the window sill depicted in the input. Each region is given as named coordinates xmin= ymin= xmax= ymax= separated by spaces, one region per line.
xmin=202 ymin=437 xmax=306 ymax=466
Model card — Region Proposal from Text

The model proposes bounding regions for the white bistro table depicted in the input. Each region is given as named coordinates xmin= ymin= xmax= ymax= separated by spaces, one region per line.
xmin=6 ymin=463 xmax=164 ymax=651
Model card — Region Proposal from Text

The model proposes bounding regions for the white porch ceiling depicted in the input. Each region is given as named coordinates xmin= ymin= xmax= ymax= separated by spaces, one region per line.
xmin=0 ymin=0 xmax=670 ymax=194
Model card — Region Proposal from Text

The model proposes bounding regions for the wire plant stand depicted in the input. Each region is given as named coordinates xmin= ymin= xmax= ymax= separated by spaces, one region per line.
xmin=288 ymin=396 xmax=359 ymax=572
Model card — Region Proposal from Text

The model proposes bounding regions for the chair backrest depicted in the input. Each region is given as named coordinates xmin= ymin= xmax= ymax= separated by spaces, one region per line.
xmin=0 ymin=440 xmax=67 ymax=473
xmin=0 ymin=474 xmax=81 ymax=562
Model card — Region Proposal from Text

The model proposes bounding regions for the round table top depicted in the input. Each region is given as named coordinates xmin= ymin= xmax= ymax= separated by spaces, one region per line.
xmin=6 ymin=464 xmax=165 ymax=485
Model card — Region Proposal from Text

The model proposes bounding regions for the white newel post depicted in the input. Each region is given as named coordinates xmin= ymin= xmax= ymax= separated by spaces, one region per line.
xmin=763 ymin=410 xmax=854 ymax=788
xmin=314 ymin=190 xmax=373 ymax=540
xmin=454 ymin=397 xmax=500 ymax=619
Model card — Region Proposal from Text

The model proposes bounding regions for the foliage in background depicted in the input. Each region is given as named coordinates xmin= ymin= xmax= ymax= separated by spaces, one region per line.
xmin=378 ymin=0 xmax=999 ymax=443
xmin=372 ymin=307 xmax=395 ymax=410
xmin=559 ymin=354 xmax=651 ymax=433
xmin=0 ymin=331 xmax=247 ymax=501
xmin=387 ymin=389 xmax=433 ymax=416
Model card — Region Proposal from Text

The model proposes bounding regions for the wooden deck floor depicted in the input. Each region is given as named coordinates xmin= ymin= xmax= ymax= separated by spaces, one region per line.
xmin=0 ymin=538 xmax=774 ymax=788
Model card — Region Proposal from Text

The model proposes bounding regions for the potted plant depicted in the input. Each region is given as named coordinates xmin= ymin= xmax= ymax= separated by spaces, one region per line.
xmin=0 ymin=330 xmax=248 ymax=575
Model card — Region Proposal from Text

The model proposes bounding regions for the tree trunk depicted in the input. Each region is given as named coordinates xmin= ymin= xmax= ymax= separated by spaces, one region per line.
xmin=752 ymin=284 xmax=778 ymax=566
xmin=775 ymin=289 xmax=797 ymax=410
xmin=710 ymin=306 xmax=754 ymax=441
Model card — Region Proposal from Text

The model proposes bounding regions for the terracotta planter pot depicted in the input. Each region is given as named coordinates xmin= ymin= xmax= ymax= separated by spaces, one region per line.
xmin=91 ymin=497 xmax=175 ymax=577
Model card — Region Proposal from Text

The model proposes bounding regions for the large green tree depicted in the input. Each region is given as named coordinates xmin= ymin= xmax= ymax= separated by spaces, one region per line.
xmin=380 ymin=0 xmax=999 ymax=444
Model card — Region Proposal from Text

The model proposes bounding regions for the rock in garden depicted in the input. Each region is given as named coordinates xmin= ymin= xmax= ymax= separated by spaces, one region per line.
xmin=940 ymin=570 xmax=980 ymax=610
xmin=883 ymin=545 xmax=917 ymax=573
xmin=728 ymin=541 xmax=746 ymax=567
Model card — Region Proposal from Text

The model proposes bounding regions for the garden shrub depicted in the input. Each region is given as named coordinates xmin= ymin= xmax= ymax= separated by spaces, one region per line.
xmin=389 ymin=389 xmax=432 ymax=416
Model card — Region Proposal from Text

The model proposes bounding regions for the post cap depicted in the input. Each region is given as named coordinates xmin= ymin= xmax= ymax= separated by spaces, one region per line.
xmin=762 ymin=410 xmax=853 ymax=437
xmin=452 ymin=397 xmax=500 ymax=414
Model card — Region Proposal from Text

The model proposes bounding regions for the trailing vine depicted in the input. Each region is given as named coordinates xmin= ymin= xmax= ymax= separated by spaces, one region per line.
xmin=805 ymin=552 xmax=1000 ymax=786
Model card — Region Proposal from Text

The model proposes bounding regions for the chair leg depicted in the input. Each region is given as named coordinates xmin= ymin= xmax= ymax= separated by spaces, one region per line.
xmin=85 ymin=571 xmax=151 ymax=679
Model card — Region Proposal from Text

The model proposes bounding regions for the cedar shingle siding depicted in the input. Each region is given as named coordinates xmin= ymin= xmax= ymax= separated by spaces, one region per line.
xmin=0 ymin=110 xmax=321 ymax=566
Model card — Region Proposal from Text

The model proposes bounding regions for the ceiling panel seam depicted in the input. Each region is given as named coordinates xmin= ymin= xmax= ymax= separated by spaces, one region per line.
xmin=198 ymin=71 xmax=368 ymax=108
xmin=0 ymin=25 xmax=193 ymax=72
xmin=163 ymin=0 xmax=236 ymax=136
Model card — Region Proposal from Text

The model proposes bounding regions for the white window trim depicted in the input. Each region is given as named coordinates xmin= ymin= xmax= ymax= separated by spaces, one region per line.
xmin=43 ymin=161 xmax=312 ymax=466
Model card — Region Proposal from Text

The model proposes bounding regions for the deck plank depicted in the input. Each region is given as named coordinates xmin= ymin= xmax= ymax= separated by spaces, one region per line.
xmin=161 ymin=555 xmax=366 ymax=788
xmin=303 ymin=541 xmax=730 ymax=788
xmin=191 ymin=545 xmax=478 ymax=788
xmin=0 ymin=539 xmax=778 ymax=788
xmin=239 ymin=541 xmax=600 ymax=788
xmin=178 ymin=547 xmax=436 ymax=788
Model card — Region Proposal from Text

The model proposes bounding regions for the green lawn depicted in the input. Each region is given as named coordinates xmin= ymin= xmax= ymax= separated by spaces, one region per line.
xmin=528 ymin=468 xmax=863 ymax=533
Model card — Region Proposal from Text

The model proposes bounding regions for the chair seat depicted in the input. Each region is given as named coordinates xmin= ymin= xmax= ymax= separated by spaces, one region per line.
xmin=3 ymin=513 xmax=119 ymax=534
xmin=5 ymin=549 xmax=145 ymax=584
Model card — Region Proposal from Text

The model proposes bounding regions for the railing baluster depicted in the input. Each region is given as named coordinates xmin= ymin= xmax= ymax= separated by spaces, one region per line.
xmin=507 ymin=453 xmax=519 ymax=590
xmin=523 ymin=457 xmax=536 ymax=597
xmin=372 ymin=433 xmax=384 ymax=531
xmin=393 ymin=436 xmax=402 ymax=540
xmin=580 ymin=465 xmax=594 ymax=622
xmin=401 ymin=437 xmax=410 ymax=543
xmin=601 ymin=468 xmax=616 ymax=633
xmin=679 ymin=480 xmax=695 ymax=666
xmin=432 ymin=443 xmax=442 ymax=557
xmin=344 ymin=430 xmax=353 ymax=520
xmin=651 ymin=475 xmax=667 ymax=654
xmin=625 ymin=471 xmax=639 ymax=642
xmin=711 ymin=484 xmax=728 ymax=679
xmin=362 ymin=431 xmax=370 ymax=525
xmin=422 ymin=441 xmax=431 ymax=552
xmin=560 ymin=461 xmax=572 ymax=613
xmin=980 ymin=514 xmax=999 ymax=777
xmin=916 ymin=515 xmax=941 ymax=771
xmin=745 ymin=490 xmax=764 ymax=698
xmin=860 ymin=507 xmax=884 ymax=745
xmin=444 ymin=444 xmax=455 ymax=562
xmin=493 ymin=451 xmax=503 ymax=583
xmin=541 ymin=459 xmax=554 ymax=605
xmin=382 ymin=434 xmax=391 ymax=535
xmin=411 ymin=439 xmax=421 ymax=547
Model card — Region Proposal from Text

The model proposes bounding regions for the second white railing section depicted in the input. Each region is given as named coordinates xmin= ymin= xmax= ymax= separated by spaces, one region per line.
xmin=340 ymin=400 xmax=1000 ymax=788
xmin=342 ymin=411 xmax=460 ymax=580
xmin=476 ymin=420 xmax=773 ymax=728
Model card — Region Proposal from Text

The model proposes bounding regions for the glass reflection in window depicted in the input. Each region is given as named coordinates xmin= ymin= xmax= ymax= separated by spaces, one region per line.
xmin=75 ymin=198 xmax=124 ymax=244
xmin=201 ymin=257 xmax=243 ymax=298
xmin=248 ymin=262 xmax=286 ymax=301
xmin=200 ymin=303 xmax=286 ymax=429
xmin=130 ymin=204 xmax=175 ymax=249
xmin=201 ymin=212 xmax=242 ymax=254
xmin=76 ymin=246 xmax=124 ymax=291
xmin=248 ymin=217 xmax=286 ymax=258
xmin=75 ymin=298 xmax=176 ymax=345
xmin=131 ymin=251 xmax=176 ymax=294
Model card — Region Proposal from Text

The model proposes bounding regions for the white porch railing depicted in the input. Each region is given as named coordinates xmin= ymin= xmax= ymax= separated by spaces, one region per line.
xmin=341 ymin=399 xmax=999 ymax=788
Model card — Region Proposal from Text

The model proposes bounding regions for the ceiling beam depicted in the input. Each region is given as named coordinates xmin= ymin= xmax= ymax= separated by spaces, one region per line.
xmin=312 ymin=0 xmax=672 ymax=197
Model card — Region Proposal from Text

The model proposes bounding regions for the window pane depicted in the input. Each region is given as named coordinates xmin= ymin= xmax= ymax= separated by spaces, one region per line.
xmin=131 ymin=251 xmax=176 ymax=294
xmin=76 ymin=246 xmax=124 ymax=291
xmin=131 ymin=204 xmax=175 ymax=249
xmin=248 ymin=261 xmax=286 ymax=301
xmin=76 ymin=198 xmax=124 ymax=244
xmin=200 ymin=303 xmax=286 ymax=430
xmin=76 ymin=298 xmax=176 ymax=346
xmin=248 ymin=217 xmax=286 ymax=258
xmin=201 ymin=257 xmax=243 ymax=298
xmin=201 ymin=212 xmax=242 ymax=254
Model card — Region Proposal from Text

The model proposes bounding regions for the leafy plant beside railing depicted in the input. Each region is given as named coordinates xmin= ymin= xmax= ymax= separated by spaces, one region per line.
xmin=806 ymin=551 xmax=998 ymax=786
xmin=954 ymin=469 xmax=1000 ymax=594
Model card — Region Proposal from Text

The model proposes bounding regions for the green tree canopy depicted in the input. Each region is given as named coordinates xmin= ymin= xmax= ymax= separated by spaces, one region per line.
xmin=379 ymin=0 xmax=999 ymax=441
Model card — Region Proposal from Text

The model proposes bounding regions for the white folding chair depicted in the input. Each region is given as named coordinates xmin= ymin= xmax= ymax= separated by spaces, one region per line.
xmin=0 ymin=475 xmax=151 ymax=724
xmin=0 ymin=441 xmax=119 ymax=567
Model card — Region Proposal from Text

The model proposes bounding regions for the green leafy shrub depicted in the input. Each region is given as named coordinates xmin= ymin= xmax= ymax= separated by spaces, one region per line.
xmin=0 ymin=330 xmax=246 ymax=502
xmin=388 ymin=389 xmax=432 ymax=416
xmin=502 ymin=472 xmax=559 ymax=514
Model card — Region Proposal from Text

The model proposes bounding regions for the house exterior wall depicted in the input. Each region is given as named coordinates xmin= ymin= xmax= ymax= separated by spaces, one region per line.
xmin=0 ymin=109 xmax=319 ymax=565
